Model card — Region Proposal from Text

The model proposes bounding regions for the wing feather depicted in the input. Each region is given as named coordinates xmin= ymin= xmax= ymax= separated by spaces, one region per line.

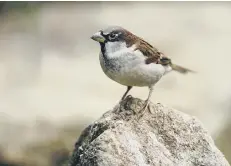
xmin=123 ymin=29 xmax=194 ymax=74
xmin=135 ymin=38 xmax=172 ymax=66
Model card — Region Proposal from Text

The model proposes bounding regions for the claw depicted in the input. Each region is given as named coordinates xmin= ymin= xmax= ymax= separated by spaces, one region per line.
xmin=137 ymin=100 xmax=150 ymax=119
xmin=120 ymin=86 xmax=132 ymax=102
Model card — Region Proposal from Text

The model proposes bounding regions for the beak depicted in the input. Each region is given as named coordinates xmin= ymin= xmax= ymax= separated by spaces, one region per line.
xmin=91 ymin=31 xmax=105 ymax=43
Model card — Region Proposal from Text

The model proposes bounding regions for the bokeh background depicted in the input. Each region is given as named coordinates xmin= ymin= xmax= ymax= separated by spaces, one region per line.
xmin=0 ymin=1 xmax=231 ymax=165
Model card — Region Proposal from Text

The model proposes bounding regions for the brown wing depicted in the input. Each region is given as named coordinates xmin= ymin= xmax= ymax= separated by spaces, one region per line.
xmin=122 ymin=29 xmax=194 ymax=74
xmin=122 ymin=29 xmax=172 ymax=66
xmin=135 ymin=38 xmax=172 ymax=66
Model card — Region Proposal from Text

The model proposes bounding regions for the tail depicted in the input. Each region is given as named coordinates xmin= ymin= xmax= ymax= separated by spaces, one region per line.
xmin=170 ymin=63 xmax=195 ymax=74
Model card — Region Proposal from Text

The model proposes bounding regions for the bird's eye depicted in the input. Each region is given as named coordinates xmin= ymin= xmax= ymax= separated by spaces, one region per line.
xmin=109 ymin=33 xmax=117 ymax=40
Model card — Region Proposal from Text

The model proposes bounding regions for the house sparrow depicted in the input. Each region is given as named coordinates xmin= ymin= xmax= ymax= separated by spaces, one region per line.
xmin=91 ymin=26 xmax=194 ymax=115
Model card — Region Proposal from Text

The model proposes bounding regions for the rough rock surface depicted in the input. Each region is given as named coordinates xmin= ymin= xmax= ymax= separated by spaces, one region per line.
xmin=68 ymin=96 xmax=230 ymax=166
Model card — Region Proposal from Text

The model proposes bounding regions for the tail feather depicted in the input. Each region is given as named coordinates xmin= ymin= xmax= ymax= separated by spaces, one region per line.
xmin=170 ymin=63 xmax=195 ymax=74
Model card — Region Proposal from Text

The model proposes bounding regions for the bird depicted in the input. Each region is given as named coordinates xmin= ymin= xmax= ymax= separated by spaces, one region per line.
xmin=91 ymin=26 xmax=194 ymax=115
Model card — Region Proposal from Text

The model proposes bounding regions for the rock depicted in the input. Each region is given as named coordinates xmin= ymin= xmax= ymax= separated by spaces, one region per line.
xmin=215 ymin=121 xmax=231 ymax=164
xmin=68 ymin=96 xmax=230 ymax=166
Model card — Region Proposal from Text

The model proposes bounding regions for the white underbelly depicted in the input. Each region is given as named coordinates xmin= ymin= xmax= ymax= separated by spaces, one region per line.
xmin=115 ymin=64 xmax=165 ymax=86
xmin=99 ymin=53 xmax=167 ymax=87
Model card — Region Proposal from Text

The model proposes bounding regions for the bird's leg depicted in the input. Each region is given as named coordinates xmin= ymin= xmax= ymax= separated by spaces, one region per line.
xmin=120 ymin=86 xmax=132 ymax=101
xmin=118 ymin=86 xmax=133 ymax=112
xmin=138 ymin=86 xmax=153 ymax=118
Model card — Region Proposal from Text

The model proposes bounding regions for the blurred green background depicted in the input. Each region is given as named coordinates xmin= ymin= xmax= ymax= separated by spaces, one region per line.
xmin=0 ymin=2 xmax=231 ymax=165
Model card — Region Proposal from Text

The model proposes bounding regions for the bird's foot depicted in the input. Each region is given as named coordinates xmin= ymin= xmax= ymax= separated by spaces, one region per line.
xmin=119 ymin=98 xmax=124 ymax=105
xmin=119 ymin=96 xmax=127 ymax=105
xmin=119 ymin=95 xmax=132 ymax=110
xmin=137 ymin=100 xmax=151 ymax=119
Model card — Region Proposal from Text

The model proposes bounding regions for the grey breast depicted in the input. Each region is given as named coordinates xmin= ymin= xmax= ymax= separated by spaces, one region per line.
xmin=99 ymin=52 xmax=122 ymax=74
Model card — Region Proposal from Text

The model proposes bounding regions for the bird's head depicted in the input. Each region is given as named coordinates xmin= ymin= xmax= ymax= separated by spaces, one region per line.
xmin=91 ymin=26 xmax=136 ymax=54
